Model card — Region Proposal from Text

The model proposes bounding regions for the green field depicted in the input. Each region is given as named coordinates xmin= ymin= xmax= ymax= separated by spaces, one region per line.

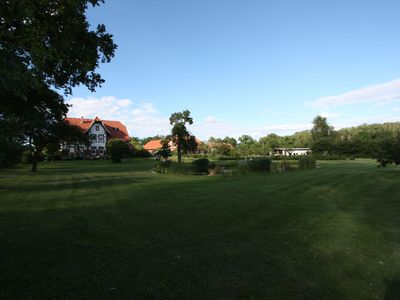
xmin=1 ymin=159 xmax=399 ymax=299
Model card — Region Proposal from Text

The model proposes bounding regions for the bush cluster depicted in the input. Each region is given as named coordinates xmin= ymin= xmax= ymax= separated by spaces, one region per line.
xmin=272 ymin=155 xmax=301 ymax=161
xmin=152 ymin=160 xmax=171 ymax=174
xmin=153 ymin=159 xmax=209 ymax=175
xmin=191 ymin=158 xmax=209 ymax=174
xmin=312 ymin=154 xmax=351 ymax=160
xmin=207 ymin=154 xmax=243 ymax=161
xmin=298 ymin=156 xmax=316 ymax=170
xmin=107 ymin=139 xmax=130 ymax=163
xmin=133 ymin=149 xmax=151 ymax=158
xmin=237 ymin=158 xmax=272 ymax=173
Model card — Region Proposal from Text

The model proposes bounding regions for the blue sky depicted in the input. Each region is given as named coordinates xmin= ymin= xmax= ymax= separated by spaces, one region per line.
xmin=67 ymin=0 xmax=400 ymax=139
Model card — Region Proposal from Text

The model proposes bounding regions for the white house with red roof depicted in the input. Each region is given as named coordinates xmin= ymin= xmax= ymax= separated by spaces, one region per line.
xmin=64 ymin=116 xmax=130 ymax=157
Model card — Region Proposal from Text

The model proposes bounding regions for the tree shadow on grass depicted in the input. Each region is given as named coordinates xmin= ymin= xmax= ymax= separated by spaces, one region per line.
xmin=1 ymin=166 xmax=400 ymax=299
xmin=384 ymin=275 xmax=400 ymax=300
xmin=1 ymin=175 xmax=148 ymax=194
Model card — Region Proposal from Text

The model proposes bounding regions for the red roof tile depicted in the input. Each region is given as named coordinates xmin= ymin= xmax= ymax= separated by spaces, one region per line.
xmin=143 ymin=139 xmax=163 ymax=151
xmin=65 ymin=117 xmax=130 ymax=141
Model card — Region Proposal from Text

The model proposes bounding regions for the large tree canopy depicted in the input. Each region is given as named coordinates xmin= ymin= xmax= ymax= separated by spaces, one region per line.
xmin=0 ymin=0 xmax=116 ymax=99
xmin=0 ymin=0 xmax=116 ymax=171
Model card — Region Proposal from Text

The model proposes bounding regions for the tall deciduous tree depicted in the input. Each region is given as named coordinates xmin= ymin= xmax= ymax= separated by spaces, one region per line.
xmin=311 ymin=115 xmax=337 ymax=155
xmin=0 ymin=0 xmax=117 ymax=171
xmin=222 ymin=137 xmax=237 ymax=147
xmin=311 ymin=116 xmax=334 ymax=138
xmin=237 ymin=135 xmax=256 ymax=158
xmin=259 ymin=134 xmax=280 ymax=154
xmin=169 ymin=110 xmax=194 ymax=163
xmin=21 ymin=86 xmax=72 ymax=171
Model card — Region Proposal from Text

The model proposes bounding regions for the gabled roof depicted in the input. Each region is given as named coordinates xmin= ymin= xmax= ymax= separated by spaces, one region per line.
xmin=143 ymin=139 xmax=163 ymax=151
xmin=195 ymin=138 xmax=204 ymax=145
xmin=65 ymin=117 xmax=130 ymax=141
xmin=144 ymin=138 xmax=202 ymax=151
xmin=143 ymin=140 xmax=177 ymax=151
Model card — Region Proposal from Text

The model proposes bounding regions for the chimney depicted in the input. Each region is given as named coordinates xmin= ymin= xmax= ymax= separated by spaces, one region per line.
xmin=81 ymin=116 xmax=84 ymax=123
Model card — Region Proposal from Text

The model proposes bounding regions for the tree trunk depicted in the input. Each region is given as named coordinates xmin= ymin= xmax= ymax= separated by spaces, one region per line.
xmin=177 ymin=144 xmax=182 ymax=163
xmin=31 ymin=154 xmax=38 ymax=172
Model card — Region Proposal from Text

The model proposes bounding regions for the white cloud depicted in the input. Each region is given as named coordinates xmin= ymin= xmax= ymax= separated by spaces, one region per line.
xmin=308 ymin=78 xmax=400 ymax=108
xmin=67 ymin=96 xmax=170 ymax=137
xmin=67 ymin=96 xmax=314 ymax=139
xmin=204 ymin=116 xmax=219 ymax=123
xmin=192 ymin=119 xmax=312 ymax=140
xmin=67 ymin=96 xmax=400 ymax=140
xmin=333 ymin=114 xmax=400 ymax=129
xmin=319 ymin=112 xmax=340 ymax=118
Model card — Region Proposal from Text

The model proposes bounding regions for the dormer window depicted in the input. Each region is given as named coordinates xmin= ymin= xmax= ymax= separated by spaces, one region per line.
xmin=95 ymin=125 xmax=99 ymax=131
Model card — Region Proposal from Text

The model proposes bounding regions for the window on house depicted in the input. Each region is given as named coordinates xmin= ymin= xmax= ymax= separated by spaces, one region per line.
xmin=91 ymin=147 xmax=97 ymax=155
xmin=98 ymin=146 xmax=104 ymax=155
xmin=95 ymin=125 xmax=99 ymax=131
xmin=98 ymin=134 xmax=104 ymax=143
xmin=90 ymin=134 xmax=97 ymax=142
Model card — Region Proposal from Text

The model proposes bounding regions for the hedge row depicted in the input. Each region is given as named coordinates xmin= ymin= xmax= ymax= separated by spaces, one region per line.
xmin=154 ymin=156 xmax=319 ymax=176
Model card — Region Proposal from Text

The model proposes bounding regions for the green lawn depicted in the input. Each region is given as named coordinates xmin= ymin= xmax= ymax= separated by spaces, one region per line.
xmin=1 ymin=159 xmax=399 ymax=299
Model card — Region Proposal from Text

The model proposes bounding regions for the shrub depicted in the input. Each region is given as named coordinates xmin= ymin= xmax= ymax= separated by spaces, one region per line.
xmin=153 ymin=161 xmax=194 ymax=175
xmin=168 ymin=162 xmax=193 ymax=175
xmin=377 ymin=158 xmax=392 ymax=168
xmin=134 ymin=148 xmax=151 ymax=157
xmin=272 ymin=155 xmax=300 ymax=161
xmin=215 ymin=161 xmax=238 ymax=168
xmin=191 ymin=158 xmax=210 ymax=174
xmin=247 ymin=158 xmax=272 ymax=172
xmin=153 ymin=160 xmax=171 ymax=173
xmin=218 ymin=155 xmax=242 ymax=161
xmin=208 ymin=154 xmax=243 ymax=161
xmin=237 ymin=158 xmax=272 ymax=173
xmin=299 ymin=156 xmax=316 ymax=170
xmin=107 ymin=139 xmax=130 ymax=163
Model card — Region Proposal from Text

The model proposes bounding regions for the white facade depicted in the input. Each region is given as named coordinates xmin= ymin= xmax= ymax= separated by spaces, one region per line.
xmin=289 ymin=148 xmax=311 ymax=156
xmin=88 ymin=122 xmax=107 ymax=156
xmin=273 ymin=148 xmax=311 ymax=156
